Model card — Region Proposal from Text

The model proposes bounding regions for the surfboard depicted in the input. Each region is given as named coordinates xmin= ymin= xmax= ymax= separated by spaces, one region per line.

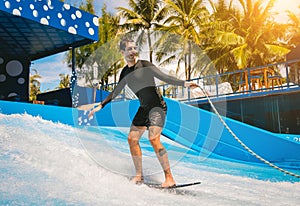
xmin=144 ymin=181 xmax=201 ymax=189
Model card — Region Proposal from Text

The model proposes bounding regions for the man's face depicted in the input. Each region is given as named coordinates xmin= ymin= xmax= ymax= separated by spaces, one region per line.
xmin=123 ymin=41 xmax=138 ymax=63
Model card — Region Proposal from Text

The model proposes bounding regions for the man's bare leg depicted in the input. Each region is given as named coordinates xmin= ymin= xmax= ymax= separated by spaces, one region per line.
xmin=128 ymin=125 xmax=146 ymax=183
xmin=149 ymin=126 xmax=176 ymax=187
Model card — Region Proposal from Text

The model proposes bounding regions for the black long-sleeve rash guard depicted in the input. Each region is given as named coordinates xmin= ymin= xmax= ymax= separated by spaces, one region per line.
xmin=101 ymin=60 xmax=185 ymax=108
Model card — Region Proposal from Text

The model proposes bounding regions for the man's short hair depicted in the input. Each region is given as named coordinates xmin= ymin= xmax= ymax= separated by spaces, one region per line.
xmin=120 ymin=37 xmax=135 ymax=51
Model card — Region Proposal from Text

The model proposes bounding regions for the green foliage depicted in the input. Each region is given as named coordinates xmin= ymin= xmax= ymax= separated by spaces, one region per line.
xmin=57 ymin=74 xmax=70 ymax=89
xmin=154 ymin=0 xmax=209 ymax=80
xmin=66 ymin=2 xmax=123 ymax=88
xmin=117 ymin=0 xmax=165 ymax=62
xmin=29 ymin=69 xmax=41 ymax=101
xmin=286 ymin=9 xmax=300 ymax=47
xmin=64 ymin=0 xmax=300 ymax=85
xmin=204 ymin=0 xmax=291 ymax=72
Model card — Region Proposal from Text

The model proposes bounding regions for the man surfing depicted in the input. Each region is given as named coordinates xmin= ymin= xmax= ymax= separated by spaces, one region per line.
xmin=88 ymin=38 xmax=198 ymax=188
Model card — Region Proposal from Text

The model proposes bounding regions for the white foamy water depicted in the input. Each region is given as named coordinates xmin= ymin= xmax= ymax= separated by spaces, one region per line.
xmin=0 ymin=113 xmax=299 ymax=206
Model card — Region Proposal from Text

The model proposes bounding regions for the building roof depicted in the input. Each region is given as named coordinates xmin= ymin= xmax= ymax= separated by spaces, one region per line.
xmin=0 ymin=0 xmax=99 ymax=61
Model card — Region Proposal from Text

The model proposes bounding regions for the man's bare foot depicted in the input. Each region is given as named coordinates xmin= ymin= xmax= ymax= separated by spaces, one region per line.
xmin=161 ymin=178 xmax=176 ymax=188
xmin=130 ymin=175 xmax=144 ymax=184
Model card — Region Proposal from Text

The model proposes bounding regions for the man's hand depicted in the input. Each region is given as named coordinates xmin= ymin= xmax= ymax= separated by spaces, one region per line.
xmin=184 ymin=82 xmax=199 ymax=89
xmin=88 ymin=104 xmax=102 ymax=118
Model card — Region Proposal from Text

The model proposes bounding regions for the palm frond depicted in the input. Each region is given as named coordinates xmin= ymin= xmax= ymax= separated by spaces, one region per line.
xmin=265 ymin=44 xmax=291 ymax=56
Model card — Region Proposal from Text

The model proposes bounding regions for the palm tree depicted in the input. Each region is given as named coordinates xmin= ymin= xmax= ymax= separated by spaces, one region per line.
xmin=286 ymin=7 xmax=300 ymax=84
xmin=155 ymin=0 xmax=209 ymax=80
xmin=286 ymin=7 xmax=300 ymax=47
xmin=117 ymin=0 xmax=167 ymax=62
xmin=57 ymin=74 xmax=70 ymax=89
xmin=65 ymin=3 xmax=123 ymax=88
xmin=87 ymin=5 xmax=123 ymax=87
xmin=204 ymin=0 xmax=242 ymax=73
xmin=29 ymin=69 xmax=41 ymax=101
xmin=206 ymin=0 xmax=290 ymax=71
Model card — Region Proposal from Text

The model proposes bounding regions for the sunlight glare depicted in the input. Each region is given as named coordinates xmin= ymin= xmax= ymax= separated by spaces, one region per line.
xmin=272 ymin=0 xmax=300 ymax=23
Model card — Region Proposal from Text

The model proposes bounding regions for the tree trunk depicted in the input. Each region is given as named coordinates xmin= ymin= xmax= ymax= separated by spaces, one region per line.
xmin=147 ymin=29 xmax=153 ymax=63
xmin=188 ymin=41 xmax=192 ymax=80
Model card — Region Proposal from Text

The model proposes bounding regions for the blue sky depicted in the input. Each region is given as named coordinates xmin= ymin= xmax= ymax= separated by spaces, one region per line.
xmin=33 ymin=0 xmax=300 ymax=92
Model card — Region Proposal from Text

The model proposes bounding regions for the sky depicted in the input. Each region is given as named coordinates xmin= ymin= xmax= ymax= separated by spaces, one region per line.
xmin=33 ymin=0 xmax=300 ymax=92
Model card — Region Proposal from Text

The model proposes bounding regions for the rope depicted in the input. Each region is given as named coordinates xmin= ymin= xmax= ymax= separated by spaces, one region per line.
xmin=196 ymin=85 xmax=300 ymax=179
